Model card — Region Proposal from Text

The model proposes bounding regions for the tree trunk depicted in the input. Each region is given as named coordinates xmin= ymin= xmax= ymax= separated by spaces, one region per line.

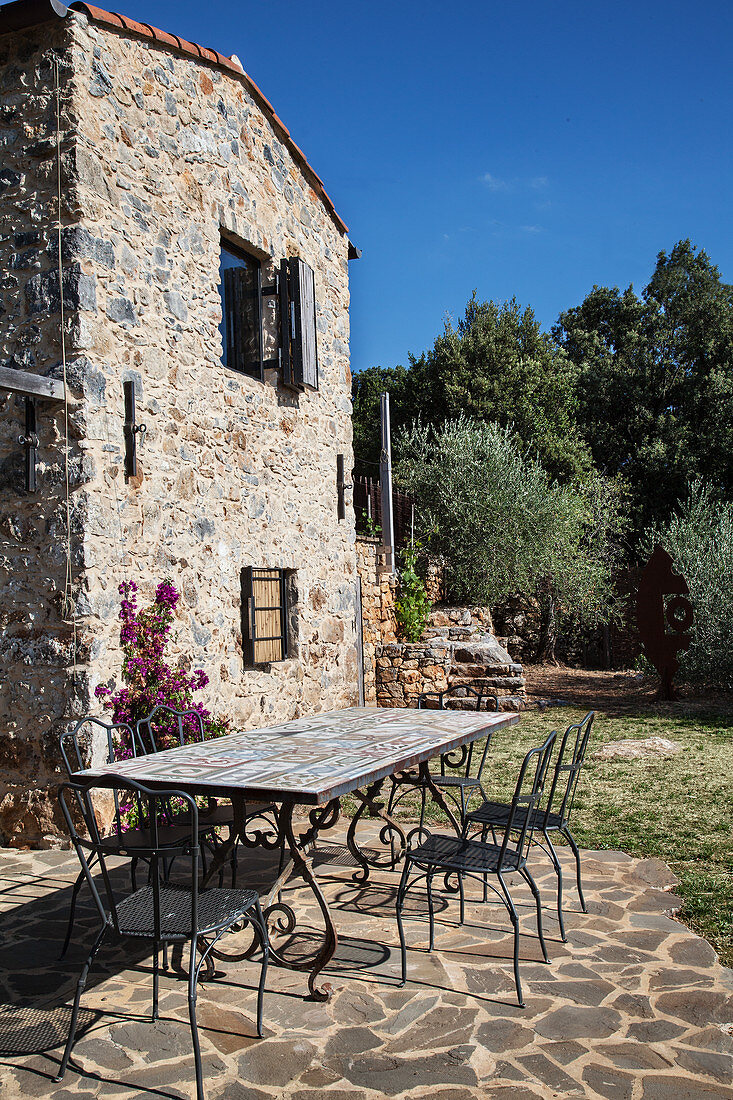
xmin=537 ymin=592 xmax=558 ymax=663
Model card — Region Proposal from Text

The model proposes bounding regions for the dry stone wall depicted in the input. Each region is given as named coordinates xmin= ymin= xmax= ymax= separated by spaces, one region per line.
xmin=0 ymin=13 xmax=359 ymax=845
xmin=355 ymin=536 xmax=396 ymax=704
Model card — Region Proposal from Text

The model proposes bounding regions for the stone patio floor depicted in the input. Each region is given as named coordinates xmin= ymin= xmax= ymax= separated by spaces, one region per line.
xmin=1 ymin=822 xmax=732 ymax=1100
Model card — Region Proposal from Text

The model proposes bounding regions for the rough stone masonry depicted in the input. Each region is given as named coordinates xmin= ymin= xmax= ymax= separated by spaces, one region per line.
xmin=0 ymin=5 xmax=359 ymax=845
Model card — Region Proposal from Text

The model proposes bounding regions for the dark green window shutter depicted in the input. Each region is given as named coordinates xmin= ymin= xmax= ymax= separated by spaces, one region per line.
xmin=290 ymin=258 xmax=318 ymax=390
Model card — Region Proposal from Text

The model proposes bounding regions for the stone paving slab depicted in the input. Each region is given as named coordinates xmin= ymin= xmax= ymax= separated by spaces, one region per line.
xmin=1 ymin=826 xmax=732 ymax=1100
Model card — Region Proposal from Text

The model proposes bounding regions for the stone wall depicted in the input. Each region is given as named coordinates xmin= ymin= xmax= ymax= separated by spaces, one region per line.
xmin=376 ymin=642 xmax=450 ymax=708
xmin=0 ymin=12 xmax=359 ymax=845
xmin=355 ymin=536 xmax=396 ymax=704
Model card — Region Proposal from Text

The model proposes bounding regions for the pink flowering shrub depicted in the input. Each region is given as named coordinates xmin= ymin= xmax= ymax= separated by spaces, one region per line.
xmin=95 ymin=580 xmax=229 ymax=754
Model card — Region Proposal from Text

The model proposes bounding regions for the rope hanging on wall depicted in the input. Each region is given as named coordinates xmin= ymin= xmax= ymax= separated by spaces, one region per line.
xmin=54 ymin=57 xmax=78 ymax=675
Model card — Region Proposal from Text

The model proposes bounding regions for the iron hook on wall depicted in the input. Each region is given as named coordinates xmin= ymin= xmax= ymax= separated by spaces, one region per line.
xmin=18 ymin=396 xmax=39 ymax=493
xmin=123 ymin=380 xmax=147 ymax=478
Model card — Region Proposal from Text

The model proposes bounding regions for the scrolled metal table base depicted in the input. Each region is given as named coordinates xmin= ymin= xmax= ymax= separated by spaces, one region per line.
xmin=209 ymin=795 xmax=341 ymax=1001
xmin=345 ymin=777 xmax=408 ymax=883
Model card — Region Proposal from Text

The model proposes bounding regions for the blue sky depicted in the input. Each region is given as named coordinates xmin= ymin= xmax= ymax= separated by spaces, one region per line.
xmin=119 ymin=1 xmax=731 ymax=373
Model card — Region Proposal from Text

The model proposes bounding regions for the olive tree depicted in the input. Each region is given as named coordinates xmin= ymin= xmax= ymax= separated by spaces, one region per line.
xmin=397 ymin=417 xmax=625 ymax=659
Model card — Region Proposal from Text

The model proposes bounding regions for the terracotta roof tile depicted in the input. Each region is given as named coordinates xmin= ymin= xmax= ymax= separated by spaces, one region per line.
xmin=3 ymin=0 xmax=349 ymax=233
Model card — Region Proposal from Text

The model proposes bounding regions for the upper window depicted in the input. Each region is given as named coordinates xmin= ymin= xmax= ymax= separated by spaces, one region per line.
xmin=218 ymin=238 xmax=319 ymax=391
xmin=219 ymin=242 xmax=264 ymax=381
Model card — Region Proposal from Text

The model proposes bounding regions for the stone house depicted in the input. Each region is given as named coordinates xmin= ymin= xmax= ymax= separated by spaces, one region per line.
xmin=0 ymin=0 xmax=361 ymax=845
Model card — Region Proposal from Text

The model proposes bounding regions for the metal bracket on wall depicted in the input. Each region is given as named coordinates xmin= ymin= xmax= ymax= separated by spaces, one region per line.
xmin=0 ymin=364 xmax=70 ymax=493
xmin=337 ymin=454 xmax=352 ymax=521
xmin=123 ymin=380 xmax=147 ymax=478
xmin=18 ymin=396 xmax=39 ymax=493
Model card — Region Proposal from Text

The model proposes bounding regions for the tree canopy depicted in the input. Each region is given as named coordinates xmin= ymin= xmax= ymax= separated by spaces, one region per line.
xmin=554 ymin=240 xmax=733 ymax=534
xmin=352 ymin=295 xmax=590 ymax=482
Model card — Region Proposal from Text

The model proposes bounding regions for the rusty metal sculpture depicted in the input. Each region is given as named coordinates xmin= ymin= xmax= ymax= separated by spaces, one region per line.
xmin=636 ymin=545 xmax=693 ymax=699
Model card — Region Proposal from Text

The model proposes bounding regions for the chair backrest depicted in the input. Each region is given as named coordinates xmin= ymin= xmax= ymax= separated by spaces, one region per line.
xmin=59 ymin=717 xmax=138 ymax=839
xmin=136 ymin=704 xmax=206 ymax=755
xmin=543 ymin=711 xmax=595 ymax=827
xmin=497 ymin=729 xmax=557 ymax=872
xmin=58 ymin=778 xmax=200 ymax=942
xmin=418 ymin=687 xmax=499 ymax=780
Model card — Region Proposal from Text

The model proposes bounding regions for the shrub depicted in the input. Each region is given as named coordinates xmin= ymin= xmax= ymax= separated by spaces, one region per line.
xmin=95 ymin=579 xmax=229 ymax=748
xmin=396 ymin=416 xmax=626 ymax=658
xmin=395 ymin=542 xmax=432 ymax=642
xmin=643 ymin=482 xmax=733 ymax=688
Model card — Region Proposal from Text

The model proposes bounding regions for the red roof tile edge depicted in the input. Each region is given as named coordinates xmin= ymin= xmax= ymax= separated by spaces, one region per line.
xmin=1 ymin=0 xmax=348 ymax=235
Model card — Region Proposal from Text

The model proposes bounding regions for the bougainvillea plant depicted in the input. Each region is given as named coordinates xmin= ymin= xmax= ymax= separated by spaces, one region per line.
xmin=95 ymin=579 xmax=229 ymax=753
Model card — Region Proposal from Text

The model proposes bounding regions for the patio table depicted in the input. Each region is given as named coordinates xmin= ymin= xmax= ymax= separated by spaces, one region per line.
xmin=74 ymin=705 xmax=519 ymax=999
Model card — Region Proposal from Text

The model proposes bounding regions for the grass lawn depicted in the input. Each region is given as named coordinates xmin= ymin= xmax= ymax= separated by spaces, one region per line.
xmin=358 ymin=675 xmax=733 ymax=967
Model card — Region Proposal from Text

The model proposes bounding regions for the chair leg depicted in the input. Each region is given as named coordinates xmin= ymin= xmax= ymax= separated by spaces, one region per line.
xmin=519 ymin=866 xmax=549 ymax=963
xmin=254 ymin=902 xmax=268 ymax=1038
xmin=458 ymin=872 xmax=465 ymax=926
xmin=418 ymin=783 xmax=428 ymax=838
xmin=544 ymin=830 xmax=567 ymax=941
xmin=54 ymin=924 xmax=108 ymax=1081
xmin=188 ymin=936 xmax=205 ymax=1100
xmin=562 ymin=827 xmax=586 ymax=912
xmin=497 ymin=872 xmax=524 ymax=1008
xmin=59 ymin=868 xmax=85 ymax=960
xmin=426 ymin=869 xmax=436 ymax=951
xmin=395 ymin=858 xmax=411 ymax=986
xmin=152 ymin=942 xmax=160 ymax=1020
xmin=130 ymin=856 xmax=138 ymax=892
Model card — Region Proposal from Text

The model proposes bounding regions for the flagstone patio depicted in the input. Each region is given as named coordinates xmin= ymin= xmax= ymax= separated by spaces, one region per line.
xmin=1 ymin=823 xmax=732 ymax=1100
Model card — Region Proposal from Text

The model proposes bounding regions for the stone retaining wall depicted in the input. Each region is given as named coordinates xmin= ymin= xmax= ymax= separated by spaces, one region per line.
xmin=376 ymin=642 xmax=450 ymax=708
xmin=355 ymin=536 xmax=396 ymax=704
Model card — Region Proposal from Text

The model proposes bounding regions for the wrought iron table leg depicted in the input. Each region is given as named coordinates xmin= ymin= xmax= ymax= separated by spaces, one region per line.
xmin=416 ymin=760 xmax=463 ymax=836
xmin=346 ymin=778 xmax=408 ymax=884
xmin=269 ymin=799 xmax=338 ymax=1001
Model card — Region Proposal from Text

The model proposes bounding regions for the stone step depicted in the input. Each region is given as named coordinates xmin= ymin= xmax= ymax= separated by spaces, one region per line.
xmin=449 ymin=662 xmax=524 ymax=677
xmin=423 ymin=626 xmax=487 ymax=641
xmin=449 ymin=675 xmax=526 ymax=692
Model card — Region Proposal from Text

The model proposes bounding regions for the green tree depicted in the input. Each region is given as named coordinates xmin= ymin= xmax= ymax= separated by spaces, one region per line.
xmin=397 ymin=417 xmax=625 ymax=659
xmin=351 ymin=363 xmax=409 ymax=473
xmin=555 ymin=240 xmax=733 ymax=535
xmin=643 ymin=481 xmax=733 ymax=689
xmin=351 ymin=295 xmax=590 ymax=482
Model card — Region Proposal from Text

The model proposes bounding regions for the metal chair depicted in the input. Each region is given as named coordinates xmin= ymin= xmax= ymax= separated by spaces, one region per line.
xmin=55 ymin=777 xmax=268 ymax=1100
xmin=396 ymin=729 xmax=557 ymax=1007
xmin=58 ymin=715 xmax=232 ymax=957
xmin=387 ymin=687 xmax=499 ymax=838
xmin=136 ymin=705 xmax=281 ymax=883
xmin=58 ymin=717 xmax=166 ymax=958
xmin=136 ymin=705 xmax=237 ymax=830
xmin=465 ymin=711 xmax=595 ymax=941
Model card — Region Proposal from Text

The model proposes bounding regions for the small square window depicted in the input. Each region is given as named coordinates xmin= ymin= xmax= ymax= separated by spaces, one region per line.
xmin=242 ymin=567 xmax=290 ymax=666
xmin=219 ymin=241 xmax=264 ymax=381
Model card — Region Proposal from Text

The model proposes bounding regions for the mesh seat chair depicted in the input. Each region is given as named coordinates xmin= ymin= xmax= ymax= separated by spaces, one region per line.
xmin=55 ymin=778 xmax=268 ymax=1100
xmin=59 ymin=715 xmax=231 ymax=957
xmin=387 ymin=687 xmax=499 ymax=837
xmin=396 ymin=729 xmax=557 ymax=1007
xmin=464 ymin=711 xmax=595 ymax=941
xmin=58 ymin=717 xmax=187 ymax=958
xmin=137 ymin=705 xmax=281 ymax=882
xmin=136 ymin=705 xmax=237 ymax=830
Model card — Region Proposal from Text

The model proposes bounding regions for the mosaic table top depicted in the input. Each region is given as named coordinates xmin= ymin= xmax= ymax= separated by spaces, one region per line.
xmin=76 ymin=706 xmax=519 ymax=805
